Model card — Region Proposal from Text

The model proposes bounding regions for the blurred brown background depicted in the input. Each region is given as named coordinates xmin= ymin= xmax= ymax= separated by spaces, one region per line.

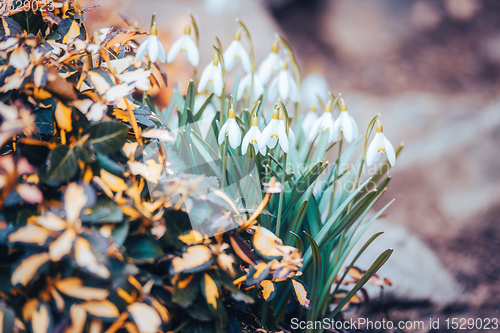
xmin=84 ymin=0 xmax=500 ymax=330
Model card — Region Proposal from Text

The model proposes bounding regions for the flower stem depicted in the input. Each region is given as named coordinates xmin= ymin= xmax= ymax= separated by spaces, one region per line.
xmin=221 ymin=139 xmax=229 ymax=188
xmin=328 ymin=133 xmax=343 ymax=217
xmin=142 ymin=59 xmax=152 ymax=104
xmin=276 ymin=151 xmax=287 ymax=236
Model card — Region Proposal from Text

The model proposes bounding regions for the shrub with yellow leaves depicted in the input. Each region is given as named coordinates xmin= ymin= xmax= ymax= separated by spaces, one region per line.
xmin=0 ymin=1 xmax=399 ymax=332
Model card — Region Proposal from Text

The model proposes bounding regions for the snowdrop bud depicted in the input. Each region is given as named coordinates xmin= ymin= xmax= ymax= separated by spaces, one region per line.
xmin=234 ymin=29 xmax=241 ymax=41
xmin=271 ymin=40 xmax=279 ymax=53
xmin=184 ymin=24 xmax=191 ymax=35
xmin=325 ymin=100 xmax=332 ymax=113
xmin=251 ymin=116 xmax=258 ymax=127
xmin=150 ymin=24 xmax=157 ymax=36
xmin=272 ymin=108 xmax=279 ymax=120
xmin=150 ymin=13 xmax=159 ymax=36
xmin=340 ymin=99 xmax=347 ymax=112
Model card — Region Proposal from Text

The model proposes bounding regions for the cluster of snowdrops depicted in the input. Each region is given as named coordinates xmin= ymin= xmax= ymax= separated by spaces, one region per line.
xmin=0 ymin=2 xmax=398 ymax=333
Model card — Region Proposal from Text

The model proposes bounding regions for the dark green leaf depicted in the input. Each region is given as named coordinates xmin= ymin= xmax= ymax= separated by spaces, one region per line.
xmin=124 ymin=235 xmax=164 ymax=264
xmin=12 ymin=9 xmax=43 ymax=35
xmin=88 ymin=121 xmax=128 ymax=154
xmin=46 ymin=145 xmax=78 ymax=181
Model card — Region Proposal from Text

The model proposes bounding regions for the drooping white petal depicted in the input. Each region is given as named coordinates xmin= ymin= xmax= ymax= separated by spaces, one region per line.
xmin=366 ymin=133 xmax=384 ymax=166
xmin=147 ymin=36 xmax=160 ymax=63
xmin=242 ymin=126 xmax=260 ymax=155
xmin=384 ymin=136 xmax=396 ymax=166
xmin=237 ymin=73 xmax=264 ymax=101
xmin=258 ymin=53 xmax=282 ymax=84
xmin=198 ymin=64 xmax=213 ymax=93
xmin=329 ymin=123 xmax=340 ymax=143
xmin=259 ymin=143 xmax=267 ymax=156
xmin=252 ymin=74 xmax=264 ymax=100
xmin=237 ymin=74 xmax=251 ymax=101
xmin=224 ymin=42 xmax=238 ymax=70
xmin=237 ymin=44 xmax=252 ymax=73
xmin=218 ymin=121 xmax=229 ymax=145
xmin=302 ymin=112 xmax=318 ymax=133
xmin=211 ymin=66 xmax=224 ymax=96
xmin=135 ymin=37 xmax=150 ymax=62
xmin=166 ymin=37 xmax=184 ymax=63
xmin=337 ymin=112 xmax=358 ymax=143
xmin=288 ymin=127 xmax=296 ymax=147
xmin=261 ymin=123 xmax=277 ymax=149
xmin=308 ymin=117 xmax=322 ymax=142
xmin=288 ymin=74 xmax=299 ymax=102
xmin=198 ymin=105 xmax=216 ymax=138
xmin=275 ymin=120 xmax=289 ymax=153
xmin=227 ymin=119 xmax=241 ymax=149
xmin=278 ymin=70 xmax=290 ymax=101
xmin=267 ymin=76 xmax=279 ymax=102
xmin=224 ymin=41 xmax=251 ymax=72
xmin=350 ymin=114 xmax=359 ymax=140
xmin=183 ymin=37 xmax=200 ymax=66
xmin=157 ymin=37 xmax=167 ymax=63
xmin=280 ymin=119 xmax=295 ymax=148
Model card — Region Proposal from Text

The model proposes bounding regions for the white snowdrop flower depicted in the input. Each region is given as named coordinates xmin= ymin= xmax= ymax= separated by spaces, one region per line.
xmin=301 ymin=72 xmax=329 ymax=108
xmin=236 ymin=70 xmax=264 ymax=101
xmin=268 ymin=61 xmax=299 ymax=103
xmin=279 ymin=112 xmax=296 ymax=148
xmin=224 ymin=30 xmax=251 ymax=73
xmin=308 ymin=100 xmax=337 ymax=143
xmin=302 ymin=105 xmax=319 ymax=134
xmin=166 ymin=24 xmax=199 ymax=67
xmin=366 ymin=121 xmax=396 ymax=166
xmin=258 ymin=41 xmax=283 ymax=84
xmin=135 ymin=21 xmax=167 ymax=63
xmin=218 ymin=108 xmax=241 ymax=149
xmin=260 ymin=108 xmax=289 ymax=153
xmin=332 ymin=99 xmax=359 ymax=143
xmin=194 ymin=95 xmax=217 ymax=138
xmin=242 ymin=116 xmax=266 ymax=155
xmin=198 ymin=53 xmax=224 ymax=96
